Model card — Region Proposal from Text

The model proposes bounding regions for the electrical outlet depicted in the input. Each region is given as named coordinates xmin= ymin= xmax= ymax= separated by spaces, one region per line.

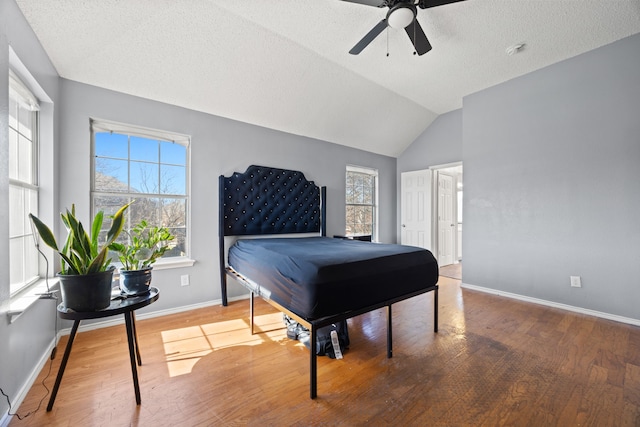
xmin=570 ymin=276 xmax=581 ymax=288
xmin=181 ymin=274 xmax=190 ymax=286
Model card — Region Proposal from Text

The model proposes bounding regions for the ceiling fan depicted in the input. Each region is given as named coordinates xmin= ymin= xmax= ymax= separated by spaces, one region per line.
xmin=342 ymin=0 xmax=465 ymax=56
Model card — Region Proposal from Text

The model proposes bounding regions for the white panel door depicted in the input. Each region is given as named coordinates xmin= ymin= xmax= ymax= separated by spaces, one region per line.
xmin=437 ymin=172 xmax=455 ymax=266
xmin=401 ymin=170 xmax=431 ymax=249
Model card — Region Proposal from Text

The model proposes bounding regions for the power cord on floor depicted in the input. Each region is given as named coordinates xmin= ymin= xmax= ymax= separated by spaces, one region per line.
xmin=0 ymin=236 xmax=59 ymax=420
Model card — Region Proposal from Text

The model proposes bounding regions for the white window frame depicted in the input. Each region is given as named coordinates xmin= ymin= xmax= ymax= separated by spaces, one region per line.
xmin=9 ymin=70 xmax=40 ymax=296
xmin=90 ymin=118 xmax=193 ymax=269
xmin=345 ymin=165 xmax=378 ymax=241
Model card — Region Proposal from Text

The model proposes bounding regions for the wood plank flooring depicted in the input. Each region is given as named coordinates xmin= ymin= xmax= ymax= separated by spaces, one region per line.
xmin=439 ymin=263 xmax=462 ymax=280
xmin=10 ymin=276 xmax=640 ymax=426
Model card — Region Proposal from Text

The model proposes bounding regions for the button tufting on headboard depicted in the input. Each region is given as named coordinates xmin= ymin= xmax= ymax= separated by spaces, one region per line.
xmin=220 ymin=165 xmax=321 ymax=236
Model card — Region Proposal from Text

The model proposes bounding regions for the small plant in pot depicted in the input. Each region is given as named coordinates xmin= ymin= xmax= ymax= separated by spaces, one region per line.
xmin=109 ymin=220 xmax=175 ymax=296
xmin=29 ymin=203 xmax=131 ymax=311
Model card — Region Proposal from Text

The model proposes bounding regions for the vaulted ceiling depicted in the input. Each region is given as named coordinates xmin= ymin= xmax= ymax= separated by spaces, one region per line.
xmin=16 ymin=0 xmax=640 ymax=157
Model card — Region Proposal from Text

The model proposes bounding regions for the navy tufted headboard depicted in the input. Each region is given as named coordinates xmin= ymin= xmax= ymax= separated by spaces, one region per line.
xmin=219 ymin=165 xmax=325 ymax=236
xmin=218 ymin=165 xmax=326 ymax=305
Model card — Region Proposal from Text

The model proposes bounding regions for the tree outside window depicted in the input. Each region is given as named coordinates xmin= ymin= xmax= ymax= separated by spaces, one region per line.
xmin=91 ymin=120 xmax=189 ymax=261
xmin=346 ymin=166 xmax=377 ymax=240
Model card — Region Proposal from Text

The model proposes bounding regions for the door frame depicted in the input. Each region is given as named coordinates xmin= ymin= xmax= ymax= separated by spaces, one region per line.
xmin=430 ymin=162 xmax=463 ymax=266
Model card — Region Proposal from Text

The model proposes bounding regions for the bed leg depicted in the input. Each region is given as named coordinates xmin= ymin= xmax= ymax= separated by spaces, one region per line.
xmin=250 ymin=291 xmax=255 ymax=335
xmin=434 ymin=286 xmax=439 ymax=333
xmin=310 ymin=326 xmax=317 ymax=399
xmin=387 ymin=305 xmax=393 ymax=358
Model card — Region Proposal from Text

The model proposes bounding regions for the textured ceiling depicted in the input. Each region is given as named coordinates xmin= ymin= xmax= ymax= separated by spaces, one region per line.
xmin=16 ymin=0 xmax=640 ymax=157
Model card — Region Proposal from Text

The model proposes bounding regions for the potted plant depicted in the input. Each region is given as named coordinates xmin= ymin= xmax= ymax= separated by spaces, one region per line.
xmin=29 ymin=203 xmax=131 ymax=311
xmin=109 ymin=220 xmax=175 ymax=295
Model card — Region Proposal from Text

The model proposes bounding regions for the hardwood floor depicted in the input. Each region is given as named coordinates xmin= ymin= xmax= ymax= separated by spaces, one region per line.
xmin=11 ymin=276 xmax=640 ymax=426
xmin=439 ymin=262 xmax=462 ymax=280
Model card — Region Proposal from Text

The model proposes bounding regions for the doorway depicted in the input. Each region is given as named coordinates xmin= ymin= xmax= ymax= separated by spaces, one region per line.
xmin=434 ymin=164 xmax=462 ymax=267
xmin=400 ymin=163 xmax=463 ymax=268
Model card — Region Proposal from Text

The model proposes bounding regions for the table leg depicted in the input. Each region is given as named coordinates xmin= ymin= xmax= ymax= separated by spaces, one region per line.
xmin=124 ymin=312 xmax=141 ymax=405
xmin=47 ymin=319 xmax=81 ymax=411
xmin=130 ymin=311 xmax=142 ymax=365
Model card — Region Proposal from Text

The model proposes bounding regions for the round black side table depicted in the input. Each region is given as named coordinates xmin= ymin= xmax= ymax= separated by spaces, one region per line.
xmin=47 ymin=287 xmax=159 ymax=411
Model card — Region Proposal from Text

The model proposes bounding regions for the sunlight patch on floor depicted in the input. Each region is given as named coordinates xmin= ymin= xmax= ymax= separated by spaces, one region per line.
xmin=160 ymin=312 xmax=287 ymax=377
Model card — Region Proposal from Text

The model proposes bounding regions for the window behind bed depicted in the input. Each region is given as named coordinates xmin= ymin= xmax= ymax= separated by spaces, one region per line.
xmin=90 ymin=119 xmax=190 ymax=262
xmin=345 ymin=165 xmax=378 ymax=241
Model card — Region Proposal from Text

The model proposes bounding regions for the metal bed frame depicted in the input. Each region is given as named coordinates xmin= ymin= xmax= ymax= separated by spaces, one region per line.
xmin=218 ymin=165 xmax=438 ymax=398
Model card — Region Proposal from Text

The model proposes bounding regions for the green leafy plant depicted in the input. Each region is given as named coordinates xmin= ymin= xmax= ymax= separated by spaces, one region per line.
xmin=29 ymin=203 xmax=131 ymax=275
xmin=109 ymin=220 xmax=175 ymax=270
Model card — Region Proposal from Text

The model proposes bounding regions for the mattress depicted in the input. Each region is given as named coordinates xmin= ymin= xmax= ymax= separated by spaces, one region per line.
xmin=228 ymin=236 xmax=438 ymax=320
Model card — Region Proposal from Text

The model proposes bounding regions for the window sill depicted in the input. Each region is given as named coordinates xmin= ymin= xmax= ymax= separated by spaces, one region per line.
xmin=5 ymin=277 xmax=60 ymax=324
xmin=114 ymin=256 xmax=196 ymax=271
xmin=150 ymin=256 xmax=196 ymax=270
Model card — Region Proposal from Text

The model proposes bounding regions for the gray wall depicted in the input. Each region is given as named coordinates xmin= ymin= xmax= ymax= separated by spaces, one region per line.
xmin=400 ymin=33 xmax=640 ymax=321
xmin=397 ymin=109 xmax=463 ymax=173
xmin=58 ymin=79 xmax=398 ymax=311
xmin=463 ymin=33 xmax=640 ymax=319
xmin=0 ymin=0 xmax=60 ymax=420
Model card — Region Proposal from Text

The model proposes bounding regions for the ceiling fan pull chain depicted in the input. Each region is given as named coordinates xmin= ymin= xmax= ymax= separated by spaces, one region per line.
xmin=386 ymin=26 xmax=390 ymax=57
xmin=413 ymin=21 xmax=417 ymax=55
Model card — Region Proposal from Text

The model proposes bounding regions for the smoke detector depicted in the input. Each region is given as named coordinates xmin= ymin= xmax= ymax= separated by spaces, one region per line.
xmin=506 ymin=43 xmax=526 ymax=56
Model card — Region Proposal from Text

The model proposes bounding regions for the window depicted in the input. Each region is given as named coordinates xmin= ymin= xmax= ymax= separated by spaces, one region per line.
xmin=345 ymin=165 xmax=378 ymax=240
xmin=9 ymin=70 xmax=40 ymax=295
xmin=91 ymin=119 xmax=190 ymax=262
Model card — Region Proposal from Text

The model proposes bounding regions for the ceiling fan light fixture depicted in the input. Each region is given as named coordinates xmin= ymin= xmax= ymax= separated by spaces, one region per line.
xmin=387 ymin=5 xmax=416 ymax=29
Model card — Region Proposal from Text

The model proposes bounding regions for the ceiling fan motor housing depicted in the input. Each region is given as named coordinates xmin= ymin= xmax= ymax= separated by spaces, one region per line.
xmin=387 ymin=3 xmax=417 ymax=29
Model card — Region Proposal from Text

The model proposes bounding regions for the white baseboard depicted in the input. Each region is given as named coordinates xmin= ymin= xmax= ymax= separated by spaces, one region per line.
xmin=461 ymin=282 xmax=640 ymax=327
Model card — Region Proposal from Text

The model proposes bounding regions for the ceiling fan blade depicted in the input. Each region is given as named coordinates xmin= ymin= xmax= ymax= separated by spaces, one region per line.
xmin=405 ymin=20 xmax=432 ymax=55
xmin=341 ymin=0 xmax=386 ymax=7
xmin=349 ymin=19 xmax=388 ymax=55
xmin=418 ymin=0 xmax=466 ymax=9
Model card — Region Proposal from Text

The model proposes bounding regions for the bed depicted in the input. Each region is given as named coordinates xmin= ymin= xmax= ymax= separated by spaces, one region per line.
xmin=218 ymin=165 xmax=439 ymax=398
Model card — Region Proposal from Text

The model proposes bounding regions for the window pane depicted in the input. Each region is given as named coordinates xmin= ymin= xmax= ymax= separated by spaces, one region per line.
xmin=130 ymin=161 xmax=159 ymax=193
xmin=166 ymin=226 xmax=186 ymax=258
xmin=27 ymin=187 xmax=38 ymax=227
xmin=129 ymin=197 xmax=160 ymax=228
xmin=9 ymin=128 xmax=18 ymax=179
xmin=94 ymin=195 xmax=133 ymax=243
xmin=9 ymin=237 xmax=24 ymax=292
xmin=18 ymin=105 xmax=32 ymax=140
xmin=9 ymin=95 xmax=18 ymax=129
xmin=18 ymin=134 xmax=33 ymax=183
xmin=363 ymin=183 xmax=373 ymax=204
xmin=160 ymin=164 xmax=186 ymax=195
xmin=9 ymin=186 xmax=24 ymax=238
xmin=161 ymin=198 xmax=186 ymax=228
xmin=95 ymin=132 xmax=128 ymax=159
xmin=161 ymin=141 xmax=186 ymax=165
xmin=130 ymin=136 xmax=158 ymax=162
xmin=95 ymin=158 xmax=129 ymax=192
xmin=94 ymin=195 xmax=131 ymax=220
xmin=26 ymin=241 xmax=39 ymax=283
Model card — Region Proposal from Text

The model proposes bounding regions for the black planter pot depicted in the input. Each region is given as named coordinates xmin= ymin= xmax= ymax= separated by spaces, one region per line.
xmin=58 ymin=267 xmax=115 ymax=312
xmin=119 ymin=267 xmax=153 ymax=296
